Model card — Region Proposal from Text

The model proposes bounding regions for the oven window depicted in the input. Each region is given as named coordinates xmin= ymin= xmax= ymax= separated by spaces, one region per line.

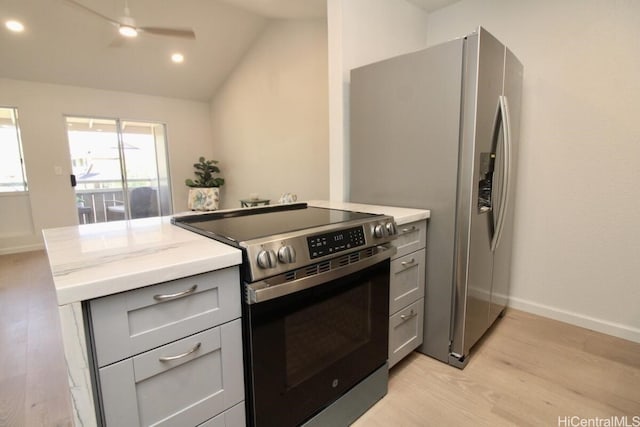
xmin=285 ymin=284 xmax=371 ymax=388
xmin=247 ymin=259 xmax=389 ymax=427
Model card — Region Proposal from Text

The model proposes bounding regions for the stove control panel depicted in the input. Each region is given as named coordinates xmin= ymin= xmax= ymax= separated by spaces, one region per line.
xmin=245 ymin=215 xmax=398 ymax=281
xmin=307 ymin=226 xmax=366 ymax=259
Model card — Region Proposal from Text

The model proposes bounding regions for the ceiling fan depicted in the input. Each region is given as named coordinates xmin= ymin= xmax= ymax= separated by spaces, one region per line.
xmin=63 ymin=0 xmax=196 ymax=40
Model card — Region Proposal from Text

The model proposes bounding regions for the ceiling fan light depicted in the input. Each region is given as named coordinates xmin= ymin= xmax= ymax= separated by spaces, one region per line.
xmin=118 ymin=25 xmax=138 ymax=38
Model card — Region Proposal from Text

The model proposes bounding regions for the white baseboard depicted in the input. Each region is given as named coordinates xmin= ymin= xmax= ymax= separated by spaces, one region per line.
xmin=508 ymin=296 xmax=640 ymax=344
xmin=0 ymin=243 xmax=45 ymax=255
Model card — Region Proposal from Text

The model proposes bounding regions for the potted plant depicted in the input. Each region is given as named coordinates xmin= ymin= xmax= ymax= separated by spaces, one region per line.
xmin=186 ymin=157 xmax=225 ymax=211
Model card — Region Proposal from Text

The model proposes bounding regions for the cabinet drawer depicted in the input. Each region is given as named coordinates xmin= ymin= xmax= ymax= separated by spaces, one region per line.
xmin=389 ymin=248 xmax=426 ymax=315
xmin=198 ymin=402 xmax=245 ymax=427
xmin=391 ymin=220 xmax=427 ymax=258
xmin=99 ymin=319 xmax=244 ymax=427
xmin=90 ymin=267 xmax=240 ymax=367
xmin=388 ymin=299 xmax=424 ymax=368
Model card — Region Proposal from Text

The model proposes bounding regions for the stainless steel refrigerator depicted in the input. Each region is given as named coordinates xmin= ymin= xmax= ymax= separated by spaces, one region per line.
xmin=349 ymin=27 xmax=523 ymax=367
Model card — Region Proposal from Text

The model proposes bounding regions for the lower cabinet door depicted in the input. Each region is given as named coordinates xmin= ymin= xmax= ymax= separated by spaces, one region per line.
xmin=388 ymin=299 xmax=424 ymax=368
xmin=389 ymin=248 xmax=426 ymax=315
xmin=391 ymin=220 xmax=427 ymax=258
xmin=99 ymin=319 xmax=244 ymax=427
xmin=197 ymin=402 xmax=245 ymax=427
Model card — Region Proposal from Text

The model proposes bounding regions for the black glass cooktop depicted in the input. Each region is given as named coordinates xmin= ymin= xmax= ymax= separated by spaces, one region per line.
xmin=172 ymin=203 xmax=379 ymax=244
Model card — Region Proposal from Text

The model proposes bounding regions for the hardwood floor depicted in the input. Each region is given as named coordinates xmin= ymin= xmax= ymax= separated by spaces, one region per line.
xmin=1 ymin=251 xmax=638 ymax=427
xmin=0 ymin=251 xmax=72 ymax=427
xmin=354 ymin=310 xmax=640 ymax=426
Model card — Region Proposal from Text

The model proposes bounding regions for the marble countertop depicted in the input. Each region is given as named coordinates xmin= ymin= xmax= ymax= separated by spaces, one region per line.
xmin=43 ymin=216 xmax=242 ymax=306
xmin=306 ymin=200 xmax=430 ymax=225
xmin=44 ymin=201 xmax=429 ymax=306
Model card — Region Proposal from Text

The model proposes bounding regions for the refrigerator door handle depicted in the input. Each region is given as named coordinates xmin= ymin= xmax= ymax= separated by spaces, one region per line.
xmin=491 ymin=95 xmax=511 ymax=252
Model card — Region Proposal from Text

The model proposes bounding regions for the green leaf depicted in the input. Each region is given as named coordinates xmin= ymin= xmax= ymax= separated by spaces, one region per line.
xmin=186 ymin=157 xmax=224 ymax=187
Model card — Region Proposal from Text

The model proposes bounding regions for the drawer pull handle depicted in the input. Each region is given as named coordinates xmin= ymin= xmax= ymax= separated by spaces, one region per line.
xmin=159 ymin=342 xmax=201 ymax=362
xmin=400 ymin=309 xmax=417 ymax=322
xmin=401 ymin=258 xmax=416 ymax=267
xmin=401 ymin=226 xmax=417 ymax=233
xmin=153 ymin=284 xmax=197 ymax=301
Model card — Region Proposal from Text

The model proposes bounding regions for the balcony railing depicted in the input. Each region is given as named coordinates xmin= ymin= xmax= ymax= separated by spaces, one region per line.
xmin=75 ymin=179 xmax=157 ymax=224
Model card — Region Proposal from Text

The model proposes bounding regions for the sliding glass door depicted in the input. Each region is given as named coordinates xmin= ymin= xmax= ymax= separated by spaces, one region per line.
xmin=66 ymin=116 xmax=172 ymax=223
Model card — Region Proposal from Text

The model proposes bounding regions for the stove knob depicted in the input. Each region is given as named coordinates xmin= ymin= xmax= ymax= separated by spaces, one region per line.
xmin=257 ymin=249 xmax=277 ymax=269
xmin=385 ymin=221 xmax=397 ymax=236
xmin=373 ymin=224 xmax=386 ymax=238
xmin=278 ymin=245 xmax=296 ymax=264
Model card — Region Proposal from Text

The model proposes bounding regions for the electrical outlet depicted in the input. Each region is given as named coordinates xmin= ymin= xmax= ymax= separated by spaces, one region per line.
xmin=54 ymin=166 xmax=62 ymax=175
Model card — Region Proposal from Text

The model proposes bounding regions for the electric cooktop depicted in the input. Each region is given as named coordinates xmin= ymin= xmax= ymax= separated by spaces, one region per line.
xmin=172 ymin=203 xmax=377 ymax=244
xmin=172 ymin=203 xmax=397 ymax=282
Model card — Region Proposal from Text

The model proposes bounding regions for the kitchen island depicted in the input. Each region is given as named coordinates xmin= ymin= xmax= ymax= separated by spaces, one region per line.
xmin=43 ymin=202 xmax=429 ymax=427
xmin=43 ymin=216 xmax=242 ymax=427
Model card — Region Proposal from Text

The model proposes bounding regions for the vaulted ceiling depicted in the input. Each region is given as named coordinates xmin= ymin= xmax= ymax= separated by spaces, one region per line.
xmin=0 ymin=0 xmax=457 ymax=101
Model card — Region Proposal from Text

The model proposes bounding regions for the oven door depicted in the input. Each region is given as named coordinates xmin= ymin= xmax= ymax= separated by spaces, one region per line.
xmin=245 ymin=250 xmax=392 ymax=427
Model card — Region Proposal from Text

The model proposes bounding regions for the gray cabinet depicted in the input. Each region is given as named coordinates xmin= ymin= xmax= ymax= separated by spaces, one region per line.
xmin=388 ymin=220 xmax=427 ymax=368
xmin=89 ymin=268 xmax=241 ymax=367
xmin=392 ymin=221 xmax=427 ymax=258
xmin=88 ymin=267 xmax=245 ymax=426
xmin=389 ymin=249 xmax=426 ymax=315
xmin=198 ymin=402 xmax=245 ymax=427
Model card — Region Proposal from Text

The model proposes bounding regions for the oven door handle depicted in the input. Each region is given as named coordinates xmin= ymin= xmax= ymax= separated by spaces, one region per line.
xmin=245 ymin=245 xmax=397 ymax=304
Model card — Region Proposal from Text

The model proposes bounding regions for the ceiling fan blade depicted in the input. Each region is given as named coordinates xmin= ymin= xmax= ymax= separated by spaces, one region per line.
xmin=138 ymin=27 xmax=196 ymax=39
xmin=63 ymin=0 xmax=121 ymax=26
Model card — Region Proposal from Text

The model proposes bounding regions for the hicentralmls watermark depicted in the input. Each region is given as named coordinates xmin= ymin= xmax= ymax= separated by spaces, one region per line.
xmin=558 ymin=416 xmax=640 ymax=427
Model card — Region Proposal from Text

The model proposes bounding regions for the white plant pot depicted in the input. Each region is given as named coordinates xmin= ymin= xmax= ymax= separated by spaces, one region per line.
xmin=187 ymin=187 xmax=220 ymax=211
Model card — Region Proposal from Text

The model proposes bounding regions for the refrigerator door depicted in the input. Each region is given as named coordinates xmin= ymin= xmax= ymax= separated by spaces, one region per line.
xmin=450 ymin=28 xmax=507 ymax=360
xmin=489 ymin=48 xmax=523 ymax=324
xmin=350 ymin=39 xmax=464 ymax=362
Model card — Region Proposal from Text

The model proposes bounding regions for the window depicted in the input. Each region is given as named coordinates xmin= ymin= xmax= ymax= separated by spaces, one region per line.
xmin=65 ymin=116 xmax=172 ymax=223
xmin=0 ymin=107 xmax=28 ymax=192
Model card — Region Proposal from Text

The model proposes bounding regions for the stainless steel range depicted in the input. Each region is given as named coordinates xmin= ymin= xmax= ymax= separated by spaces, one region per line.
xmin=172 ymin=203 xmax=397 ymax=427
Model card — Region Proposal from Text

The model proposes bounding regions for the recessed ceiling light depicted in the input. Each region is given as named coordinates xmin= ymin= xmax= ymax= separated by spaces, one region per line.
xmin=171 ymin=53 xmax=184 ymax=63
xmin=5 ymin=20 xmax=25 ymax=33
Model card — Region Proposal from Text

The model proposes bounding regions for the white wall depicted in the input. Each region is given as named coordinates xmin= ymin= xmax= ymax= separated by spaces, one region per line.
xmin=427 ymin=0 xmax=640 ymax=342
xmin=0 ymin=78 xmax=214 ymax=253
xmin=0 ymin=193 xmax=35 ymax=253
xmin=210 ymin=19 xmax=329 ymax=208
xmin=327 ymin=0 xmax=430 ymax=201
